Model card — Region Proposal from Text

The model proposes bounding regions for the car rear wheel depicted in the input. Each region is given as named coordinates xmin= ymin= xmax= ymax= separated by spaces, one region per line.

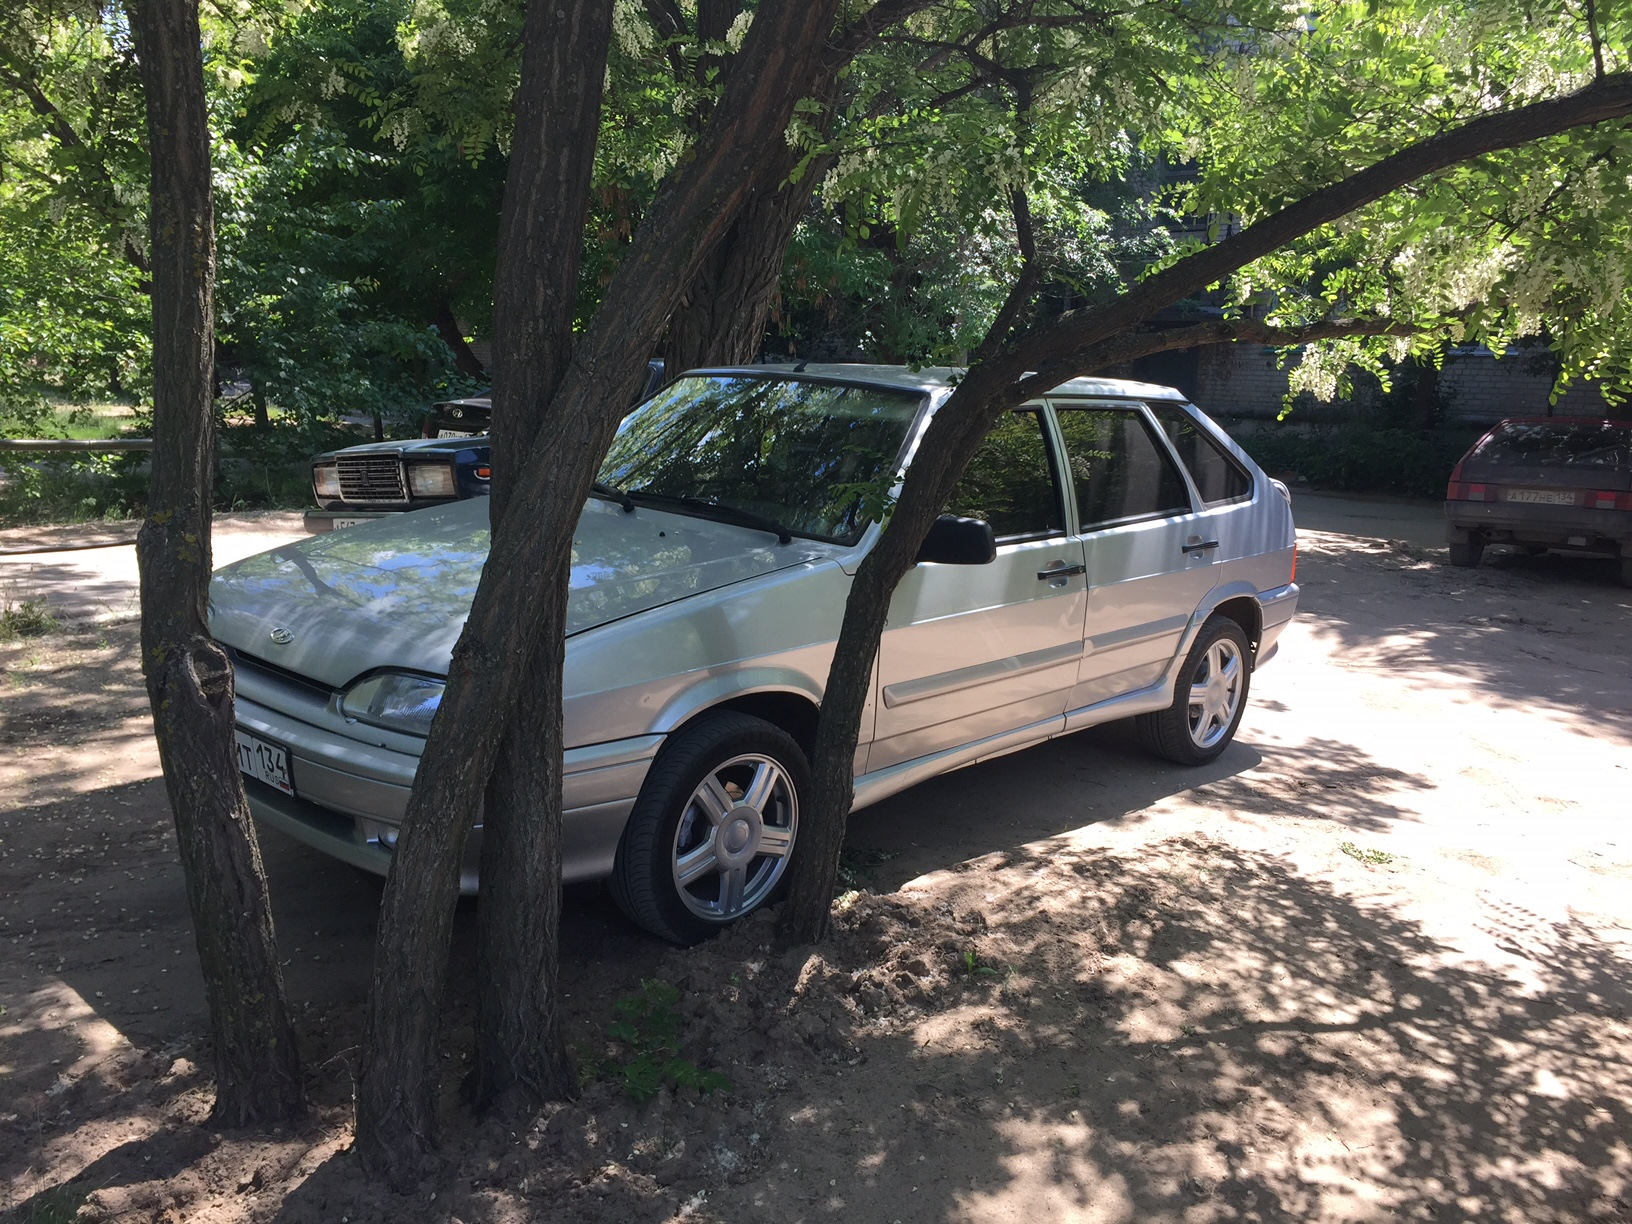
xmin=1137 ymin=615 xmax=1252 ymax=766
xmin=1448 ymin=540 xmax=1485 ymax=567
xmin=610 ymin=712 xmax=806 ymax=946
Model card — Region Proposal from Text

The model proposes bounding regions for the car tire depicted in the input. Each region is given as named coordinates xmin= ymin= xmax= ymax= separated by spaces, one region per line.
xmin=609 ymin=712 xmax=807 ymax=946
xmin=1448 ymin=540 xmax=1485 ymax=568
xmin=1137 ymin=615 xmax=1252 ymax=766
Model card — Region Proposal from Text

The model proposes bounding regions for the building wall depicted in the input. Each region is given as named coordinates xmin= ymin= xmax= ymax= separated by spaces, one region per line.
xmin=1187 ymin=341 xmax=1615 ymax=423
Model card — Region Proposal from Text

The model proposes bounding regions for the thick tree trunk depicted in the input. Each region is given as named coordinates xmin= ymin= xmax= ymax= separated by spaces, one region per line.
xmin=471 ymin=0 xmax=614 ymax=1117
xmin=778 ymin=72 xmax=1632 ymax=945
xmin=664 ymin=159 xmax=821 ymax=373
xmin=355 ymin=0 xmax=845 ymax=1188
xmin=129 ymin=0 xmax=304 ymax=1125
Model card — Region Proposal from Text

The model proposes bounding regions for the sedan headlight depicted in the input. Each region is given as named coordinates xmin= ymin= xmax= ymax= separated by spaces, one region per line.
xmin=407 ymin=462 xmax=457 ymax=498
xmin=341 ymin=671 xmax=444 ymax=736
xmin=313 ymin=463 xmax=341 ymax=500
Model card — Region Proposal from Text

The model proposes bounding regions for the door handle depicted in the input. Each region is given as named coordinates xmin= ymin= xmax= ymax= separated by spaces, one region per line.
xmin=1036 ymin=562 xmax=1087 ymax=580
xmin=1181 ymin=540 xmax=1220 ymax=554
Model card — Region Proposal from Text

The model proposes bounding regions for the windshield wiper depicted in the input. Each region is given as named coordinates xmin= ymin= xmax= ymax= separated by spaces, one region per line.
xmin=590 ymin=480 xmax=635 ymax=512
xmin=628 ymin=492 xmax=793 ymax=544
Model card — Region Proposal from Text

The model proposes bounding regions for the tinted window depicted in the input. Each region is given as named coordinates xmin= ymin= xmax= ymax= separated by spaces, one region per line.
xmin=1149 ymin=404 xmax=1253 ymax=504
xmin=944 ymin=409 xmax=1064 ymax=540
xmin=1055 ymin=407 xmax=1192 ymax=529
xmin=599 ymin=376 xmax=922 ymax=544
xmin=1477 ymin=421 xmax=1632 ymax=469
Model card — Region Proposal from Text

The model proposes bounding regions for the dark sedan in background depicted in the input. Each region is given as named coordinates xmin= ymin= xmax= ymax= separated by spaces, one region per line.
xmin=305 ymin=360 xmax=667 ymax=532
xmin=1445 ymin=417 xmax=1632 ymax=585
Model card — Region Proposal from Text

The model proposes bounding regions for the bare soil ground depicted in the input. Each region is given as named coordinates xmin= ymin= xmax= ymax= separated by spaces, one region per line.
xmin=3 ymin=533 xmax=1631 ymax=1223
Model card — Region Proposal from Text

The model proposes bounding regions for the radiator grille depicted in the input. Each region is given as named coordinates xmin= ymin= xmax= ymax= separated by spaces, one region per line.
xmin=336 ymin=454 xmax=407 ymax=504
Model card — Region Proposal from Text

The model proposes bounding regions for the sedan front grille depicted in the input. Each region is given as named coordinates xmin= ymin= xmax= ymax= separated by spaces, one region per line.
xmin=336 ymin=454 xmax=407 ymax=504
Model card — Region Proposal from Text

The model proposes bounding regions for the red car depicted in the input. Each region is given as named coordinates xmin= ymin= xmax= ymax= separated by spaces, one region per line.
xmin=1445 ymin=417 xmax=1632 ymax=586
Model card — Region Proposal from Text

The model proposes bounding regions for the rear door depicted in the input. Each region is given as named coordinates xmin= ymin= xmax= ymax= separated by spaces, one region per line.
xmin=870 ymin=407 xmax=1087 ymax=771
xmin=1051 ymin=400 xmax=1218 ymax=712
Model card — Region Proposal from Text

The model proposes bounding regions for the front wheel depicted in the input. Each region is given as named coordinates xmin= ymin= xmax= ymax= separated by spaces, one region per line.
xmin=610 ymin=712 xmax=807 ymax=945
xmin=1137 ymin=615 xmax=1252 ymax=766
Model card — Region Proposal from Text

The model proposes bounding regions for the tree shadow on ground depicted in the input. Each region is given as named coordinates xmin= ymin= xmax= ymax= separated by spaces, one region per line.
xmin=1292 ymin=533 xmax=1632 ymax=741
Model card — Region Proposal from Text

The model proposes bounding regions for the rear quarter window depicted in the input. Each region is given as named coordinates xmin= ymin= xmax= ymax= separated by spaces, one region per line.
xmin=1149 ymin=404 xmax=1253 ymax=504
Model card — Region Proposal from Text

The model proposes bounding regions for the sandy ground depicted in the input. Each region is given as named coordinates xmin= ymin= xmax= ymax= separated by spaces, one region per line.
xmin=0 ymin=514 xmax=309 ymax=627
xmin=2 ymin=522 xmax=1631 ymax=1223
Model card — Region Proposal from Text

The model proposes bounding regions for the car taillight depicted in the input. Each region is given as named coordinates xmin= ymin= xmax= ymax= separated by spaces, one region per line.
xmin=1588 ymin=490 xmax=1632 ymax=510
xmin=1446 ymin=481 xmax=1496 ymax=502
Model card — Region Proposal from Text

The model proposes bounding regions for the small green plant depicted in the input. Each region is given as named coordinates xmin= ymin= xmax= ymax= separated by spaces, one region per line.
xmin=0 ymin=597 xmax=57 ymax=640
xmin=20 ymin=1181 xmax=88 ymax=1223
xmin=960 ymin=949 xmax=999 ymax=979
xmin=597 ymin=979 xmax=730 ymax=1103
xmin=1340 ymin=841 xmax=1393 ymax=866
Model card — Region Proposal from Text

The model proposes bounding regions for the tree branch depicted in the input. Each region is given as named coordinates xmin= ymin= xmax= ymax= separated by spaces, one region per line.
xmin=972 ymin=186 xmax=1040 ymax=363
xmin=993 ymin=71 xmax=1632 ymax=390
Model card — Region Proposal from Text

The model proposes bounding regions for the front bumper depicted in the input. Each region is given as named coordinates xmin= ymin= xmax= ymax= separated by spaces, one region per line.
xmin=234 ymin=683 xmax=661 ymax=892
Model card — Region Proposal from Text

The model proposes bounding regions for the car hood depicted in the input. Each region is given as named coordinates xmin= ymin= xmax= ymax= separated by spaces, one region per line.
xmin=313 ymin=436 xmax=488 ymax=461
xmin=209 ymin=498 xmax=824 ymax=688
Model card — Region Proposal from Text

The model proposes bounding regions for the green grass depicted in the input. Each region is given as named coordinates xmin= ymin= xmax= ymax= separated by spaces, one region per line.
xmin=1 ymin=399 xmax=142 ymax=442
xmin=0 ymin=597 xmax=59 ymax=640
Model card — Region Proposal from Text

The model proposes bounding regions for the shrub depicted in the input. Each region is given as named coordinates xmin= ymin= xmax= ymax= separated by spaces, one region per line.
xmin=1231 ymin=423 xmax=1483 ymax=498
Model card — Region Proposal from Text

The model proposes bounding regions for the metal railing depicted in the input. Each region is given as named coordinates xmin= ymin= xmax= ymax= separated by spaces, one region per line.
xmin=0 ymin=438 xmax=153 ymax=453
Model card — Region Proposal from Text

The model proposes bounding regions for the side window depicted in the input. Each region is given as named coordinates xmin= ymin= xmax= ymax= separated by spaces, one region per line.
xmin=943 ymin=409 xmax=1064 ymax=540
xmin=1149 ymin=404 xmax=1253 ymax=505
xmin=1055 ymin=406 xmax=1192 ymax=530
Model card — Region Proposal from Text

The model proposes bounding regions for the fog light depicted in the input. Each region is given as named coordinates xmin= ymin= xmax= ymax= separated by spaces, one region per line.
xmin=407 ymin=462 xmax=457 ymax=498
xmin=312 ymin=463 xmax=341 ymax=499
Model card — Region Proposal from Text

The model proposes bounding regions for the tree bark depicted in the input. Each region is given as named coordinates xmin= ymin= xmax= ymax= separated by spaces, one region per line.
xmin=471 ymin=0 xmax=614 ymax=1117
xmin=778 ymin=72 xmax=1632 ymax=944
xmin=129 ymin=0 xmax=304 ymax=1126
xmin=355 ymin=0 xmax=846 ymax=1187
xmin=433 ymin=301 xmax=489 ymax=381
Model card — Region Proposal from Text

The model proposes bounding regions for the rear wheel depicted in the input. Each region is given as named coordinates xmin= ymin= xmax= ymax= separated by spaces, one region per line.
xmin=1137 ymin=615 xmax=1252 ymax=766
xmin=1448 ymin=540 xmax=1485 ymax=568
xmin=610 ymin=712 xmax=806 ymax=945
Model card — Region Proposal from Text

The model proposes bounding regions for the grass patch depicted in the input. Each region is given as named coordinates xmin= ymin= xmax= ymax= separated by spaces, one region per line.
xmin=0 ymin=596 xmax=58 ymax=639
xmin=577 ymin=979 xmax=731 ymax=1103
xmin=1340 ymin=841 xmax=1394 ymax=867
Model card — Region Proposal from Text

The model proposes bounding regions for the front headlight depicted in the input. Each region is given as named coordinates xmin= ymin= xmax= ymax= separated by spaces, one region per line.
xmin=340 ymin=671 xmax=444 ymax=736
xmin=407 ymin=462 xmax=457 ymax=498
xmin=313 ymin=463 xmax=341 ymax=500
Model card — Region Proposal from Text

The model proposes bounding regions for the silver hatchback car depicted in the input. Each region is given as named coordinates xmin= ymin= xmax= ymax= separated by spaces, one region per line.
xmin=209 ymin=366 xmax=1298 ymax=943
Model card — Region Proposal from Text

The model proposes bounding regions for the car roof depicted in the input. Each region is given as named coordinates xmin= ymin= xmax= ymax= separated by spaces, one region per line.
xmin=688 ymin=363 xmax=1190 ymax=402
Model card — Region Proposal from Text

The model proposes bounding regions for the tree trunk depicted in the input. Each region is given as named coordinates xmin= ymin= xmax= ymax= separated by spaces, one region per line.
xmin=433 ymin=301 xmax=489 ymax=381
xmin=129 ymin=0 xmax=304 ymax=1126
xmin=355 ymin=0 xmax=845 ymax=1188
xmin=778 ymin=72 xmax=1632 ymax=945
xmin=664 ymin=160 xmax=822 ymax=374
xmin=471 ymin=0 xmax=614 ymax=1117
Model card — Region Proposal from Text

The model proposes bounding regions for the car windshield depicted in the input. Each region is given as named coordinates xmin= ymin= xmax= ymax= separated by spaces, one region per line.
xmin=597 ymin=375 xmax=924 ymax=544
xmin=1478 ymin=421 xmax=1632 ymax=469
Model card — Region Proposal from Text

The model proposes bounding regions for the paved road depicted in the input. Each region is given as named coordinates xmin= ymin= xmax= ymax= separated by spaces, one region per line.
xmin=0 ymin=512 xmax=309 ymax=626
xmin=1289 ymin=489 xmax=1445 ymax=548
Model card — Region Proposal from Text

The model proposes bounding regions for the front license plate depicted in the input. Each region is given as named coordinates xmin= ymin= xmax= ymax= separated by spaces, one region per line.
xmin=235 ymin=730 xmax=295 ymax=796
xmin=437 ymin=429 xmax=479 ymax=439
xmin=330 ymin=517 xmax=371 ymax=529
xmin=1505 ymin=488 xmax=1577 ymax=506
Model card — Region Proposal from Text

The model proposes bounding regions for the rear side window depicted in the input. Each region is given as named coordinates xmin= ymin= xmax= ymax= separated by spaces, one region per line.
xmin=1149 ymin=404 xmax=1253 ymax=504
xmin=1477 ymin=421 xmax=1632 ymax=469
xmin=944 ymin=409 xmax=1065 ymax=540
xmin=1055 ymin=406 xmax=1192 ymax=529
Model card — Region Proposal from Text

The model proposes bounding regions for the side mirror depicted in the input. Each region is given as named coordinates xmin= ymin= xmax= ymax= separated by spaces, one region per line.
xmin=916 ymin=514 xmax=997 ymax=565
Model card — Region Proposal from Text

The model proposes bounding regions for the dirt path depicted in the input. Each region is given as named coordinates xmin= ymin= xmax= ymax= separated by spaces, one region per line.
xmin=2 ymin=534 xmax=1629 ymax=1223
